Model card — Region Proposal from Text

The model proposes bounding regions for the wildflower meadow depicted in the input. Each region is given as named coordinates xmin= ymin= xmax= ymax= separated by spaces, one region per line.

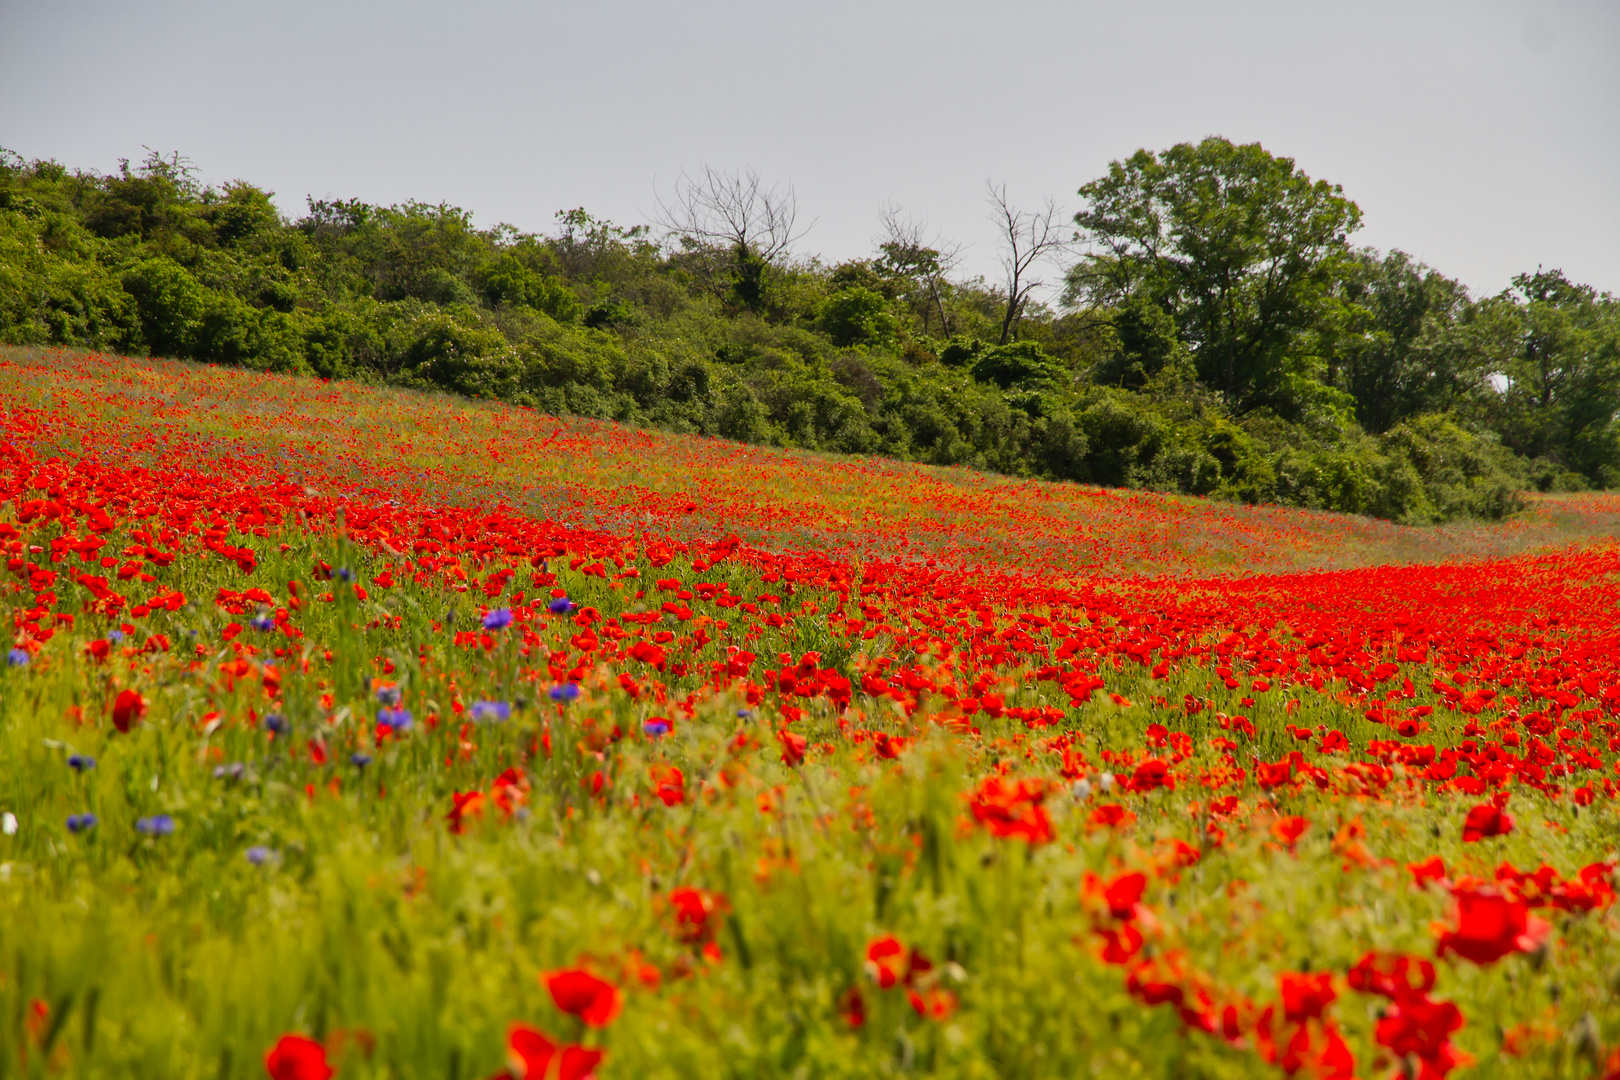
xmin=3 ymin=346 xmax=1620 ymax=1079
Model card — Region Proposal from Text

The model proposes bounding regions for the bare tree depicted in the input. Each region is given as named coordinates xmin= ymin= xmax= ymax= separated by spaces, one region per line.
xmin=656 ymin=167 xmax=811 ymax=310
xmin=987 ymin=181 xmax=1068 ymax=345
xmin=876 ymin=204 xmax=964 ymax=337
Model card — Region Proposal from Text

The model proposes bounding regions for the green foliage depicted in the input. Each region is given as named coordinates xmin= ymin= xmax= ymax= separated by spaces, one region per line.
xmin=121 ymin=257 xmax=212 ymax=357
xmin=1070 ymin=137 xmax=1362 ymax=413
xmin=4 ymin=143 xmax=1616 ymax=523
xmin=817 ymin=286 xmax=896 ymax=349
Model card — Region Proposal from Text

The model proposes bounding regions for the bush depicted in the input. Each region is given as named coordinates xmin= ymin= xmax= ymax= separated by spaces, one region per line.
xmin=818 ymin=287 xmax=896 ymax=349
xmin=121 ymin=257 xmax=211 ymax=358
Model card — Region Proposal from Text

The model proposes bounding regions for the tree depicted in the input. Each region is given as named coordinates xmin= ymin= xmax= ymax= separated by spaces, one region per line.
xmin=656 ymin=167 xmax=809 ymax=313
xmin=986 ymin=182 xmax=1066 ymax=346
xmin=1482 ymin=269 xmax=1620 ymax=485
xmin=1068 ymin=137 xmax=1362 ymax=413
xmin=875 ymin=205 xmax=962 ymax=338
xmin=1323 ymin=250 xmax=1476 ymax=433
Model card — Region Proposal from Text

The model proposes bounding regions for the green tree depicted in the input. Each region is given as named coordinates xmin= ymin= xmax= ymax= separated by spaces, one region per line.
xmin=818 ymin=286 xmax=896 ymax=349
xmin=1321 ymin=250 xmax=1476 ymax=433
xmin=1482 ymin=270 xmax=1620 ymax=486
xmin=1068 ymin=137 xmax=1362 ymax=413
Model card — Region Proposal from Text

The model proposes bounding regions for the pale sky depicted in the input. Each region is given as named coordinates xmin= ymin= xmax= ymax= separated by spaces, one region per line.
xmin=3 ymin=0 xmax=1617 ymax=300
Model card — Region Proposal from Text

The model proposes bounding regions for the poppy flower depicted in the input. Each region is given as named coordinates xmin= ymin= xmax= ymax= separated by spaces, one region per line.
xmin=447 ymin=790 xmax=487 ymax=834
xmin=1373 ymin=994 xmax=1466 ymax=1074
xmin=1102 ymin=872 xmax=1147 ymax=920
xmin=967 ymin=775 xmax=1053 ymax=844
xmin=112 ymin=689 xmax=146 ymax=733
xmin=1347 ymin=951 xmax=1436 ymax=999
xmin=264 ymin=1034 xmax=332 ymax=1080
xmin=777 ymin=729 xmax=807 ymax=767
xmin=865 ymin=935 xmax=907 ymax=989
xmin=668 ymin=887 xmax=725 ymax=944
xmin=1088 ymin=803 xmax=1135 ymax=828
xmin=908 ymin=987 xmax=957 ymax=1021
xmin=543 ymin=969 xmax=622 ymax=1027
xmin=1095 ymin=923 xmax=1143 ymax=964
xmin=1408 ymin=856 xmax=1447 ymax=888
xmin=838 ymin=987 xmax=867 ymax=1028
xmin=1279 ymin=971 xmax=1336 ymax=1024
xmin=1436 ymin=886 xmax=1550 ymax=964
xmin=499 ymin=1024 xmax=604 ymax=1080
xmin=649 ymin=764 xmax=685 ymax=806
xmin=1271 ymin=815 xmax=1308 ymax=848
xmin=1461 ymin=803 xmax=1513 ymax=842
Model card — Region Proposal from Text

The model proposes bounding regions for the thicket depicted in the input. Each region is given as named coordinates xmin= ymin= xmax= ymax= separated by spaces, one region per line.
xmin=3 ymin=142 xmax=1616 ymax=524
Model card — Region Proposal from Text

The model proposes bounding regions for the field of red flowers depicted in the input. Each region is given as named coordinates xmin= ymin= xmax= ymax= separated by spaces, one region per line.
xmin=2 ymin=346 xmax=1619 ymax=1079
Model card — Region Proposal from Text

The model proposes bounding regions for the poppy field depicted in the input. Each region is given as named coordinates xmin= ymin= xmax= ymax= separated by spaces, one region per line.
xmin=4 ymin=346 xmax=1620 ymax=1079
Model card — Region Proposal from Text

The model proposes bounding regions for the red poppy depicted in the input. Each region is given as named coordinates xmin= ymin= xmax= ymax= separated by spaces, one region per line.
xmin=1461 ymin=803 xmax=1513 ymax=842
xmin=1279 ymin=971 xmax=1336 ymax=1024
xmin=777 ymin=728 xmax=807 ymax=767
xmin=506 ymin=1024 xmax=555 ymax=1078
xmin=1374 ymin=995 xmax=1467 ymax=1075
xmin=908 ymin=987 xmax=957 ymax=1021
xmin=649 ymin=764 xmax=685 ymax=807
xmin=865 ymin=934 xmax=906 ymax=989
xmin=112 ymin=688 xmax=146 ymax=733
xmin=1102 ymin=872 xmax=1147 ymax=921
xmin=967 ymin=775 xmax=1053 ymax=844
xmin=1095 ymin=923 xmax=1144 ymax=964
xmin=543 ymin=969 xmax=622 ymax=1027
xmin=447 ymin=790 xmax=487 ymax=834
xmin=1088 ymin=803 xmax=1136 ymax=828
xmin=838 ymin=987 xmax=867 ymax=1028
xmin=1407 ymin=856 xmax=1447 ymax=888
xmin=1270 ymin=815 xmax=1308 ymax=848
xmin=1128 ymin=757 xmax=1171 ymax=792
xmin=556 ymin=1046 xmax=605 ymax=1080
xmin=264 ymin=1035 xmax=332 ymax=1080
xmin=1436 ymin=886 xmax=1550 ymax=964
xmin=668 ymin=886 xmax=725 ymax=944
xmin=499 ymin=1024 xmax=605 ymax=1080
xmin=1347 ymin=951 xmax=1436 ymax=999
xmin=1124 ymin=959 xmax=1184 ymax=1007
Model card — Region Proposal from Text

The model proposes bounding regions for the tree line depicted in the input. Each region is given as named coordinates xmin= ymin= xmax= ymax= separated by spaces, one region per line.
xmin=2 ymin=140 xmax=1616 ymax=523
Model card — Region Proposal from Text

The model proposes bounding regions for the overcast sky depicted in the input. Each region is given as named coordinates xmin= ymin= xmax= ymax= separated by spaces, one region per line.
xmin=3 ymin=0 xmax=1617 ymax=299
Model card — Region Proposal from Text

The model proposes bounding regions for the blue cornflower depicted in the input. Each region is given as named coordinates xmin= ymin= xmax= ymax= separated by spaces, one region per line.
xmin=643 ymin=718 xmax=671 ymax=738
xmin=66 ymin=812 xmax=97 ymax=833
xmin=250 ymin=613 xmax=275 ymax=632
xmin=482 ymin=608 xmax=513 ymax=631
xmin=469 ymin=700 xmax=510 ymax=723
xmin=136 ymin=814 xmax=175 ymax=836
xmin=263 ymin=713 xmax=288 ymax=735
xmin=547 ymin=596 xmax=572 ymax=615
xmin=375 ymin=685 xmax=402 ymax=706
xmin=107 ymin=629 xmax=125 ymax=643
xmin=245 ymin=845 xmax=274 ymax=865
xmin=336 ymin=567 xmax=353 ymax=582
xmin=67 ymin=753 xmax=96 ymax=772
xmin=6 ymin=648 xmax=29 ymax=667
xmin=377 ymin=707 xmax=413 ymax=732
xmin=736 ymin=709 xmax=754 ymax=719
xmin=549 ymin=683 xmax=580 ymax=704
xmin=213 ymin=762 xmax=246 ymax=780
xmin=349 ymin=752 xmax=373 ymax=769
